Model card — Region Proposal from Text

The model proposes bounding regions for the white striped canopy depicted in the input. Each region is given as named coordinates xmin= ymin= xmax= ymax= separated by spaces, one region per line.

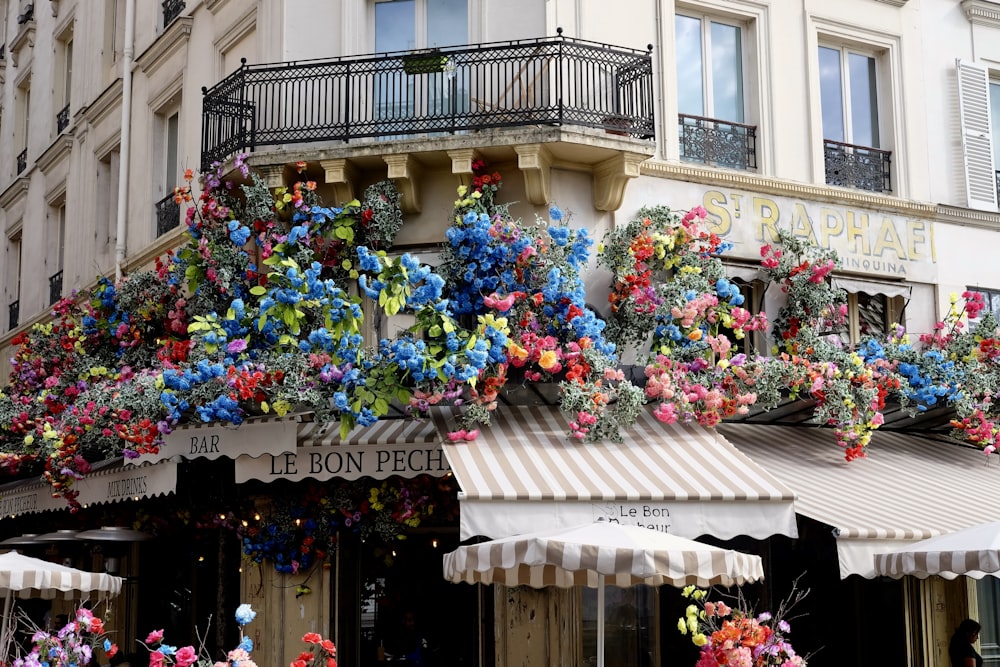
xmin=442 ymin=521 xmax=763 ymax=588
xmin=874 ymin=521 xmax=1000 ymax=580
xmin=0 ymin=551 xmax=123 ymax=599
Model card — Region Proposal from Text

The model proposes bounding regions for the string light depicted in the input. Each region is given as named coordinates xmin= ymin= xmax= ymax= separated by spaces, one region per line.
xmin=241 ymin=520 xmax=248 ymax=527
xmin=254 ymin=513 xmax=261 ymax=521
xmin=431 ymin=539 xmax=439 ymax=548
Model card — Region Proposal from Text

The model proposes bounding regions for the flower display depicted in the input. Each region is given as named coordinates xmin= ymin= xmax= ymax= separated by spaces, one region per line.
xmin=677 ymin=585 xmax=807 ymax=667
xmin=14 ymin=608 xmax=117 ymax=667
xmin=290 ymin=632 xmax=336 ymax=667
xmin=140 ymin=603 xmax=257 ymax=667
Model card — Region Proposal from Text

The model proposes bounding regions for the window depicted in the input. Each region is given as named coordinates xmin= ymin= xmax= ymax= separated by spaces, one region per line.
xmin=675 ymin=13 xmax=756 ymax=170
xmin=956 ymin=60 xmax=999 ymax=211
xmin=978 ymin=579 xmax=1000 ymax=667
xmin=6 ymin=233 xmax=21 ymax=331
xmin=833 ymin=291 xmax=905 ymax=348
xmin=582 ymin=586 xmax=656 ymax=667
xmin=103 ymin=0 xmax=124 ymax=83
xmin=154 ymin=109 xmax=181 ymax=236
xmin=15 ymin=81 xmax=30 ymax=174
xmin=56 ymin=33 xmax=73 ymax=133
xmin=48 ymin=203 xmax=66 ymax=305
xmin=967 ymin=287 xmax=1000 ymax=332
xmin=96 ymin=149 xmax=120 ymax=253
xmin=819 ymin=45 xmax=891 ymax=192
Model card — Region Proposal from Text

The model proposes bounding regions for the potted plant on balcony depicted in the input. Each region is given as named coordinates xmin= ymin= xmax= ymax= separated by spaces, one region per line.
xmin=402 ymin=50 xmax=449 ymax=75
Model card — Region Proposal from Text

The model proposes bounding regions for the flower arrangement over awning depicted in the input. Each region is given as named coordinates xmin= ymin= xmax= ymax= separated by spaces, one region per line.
xmin=0 ymin=154 xmax=996 ymax=509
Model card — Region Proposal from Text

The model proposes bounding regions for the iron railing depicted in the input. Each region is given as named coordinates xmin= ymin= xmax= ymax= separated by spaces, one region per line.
xmin=201 ymin=29 xmax=655 ymax=167
xmin=0 ymin=44 xmax=5 ymax=61
xmin=678 ymin=113 xmax=756 ymax=171
xmin=57 ymin=105 xmax=70 ymax=133
xmin=156 ymin=193 xmax=181 ymax=237
xmin=823 ymin=139 xmax=892 ymax=193
xmin=8 ymin=300 xmax=18 ymax=330
xmin=17 ymin=4 xmax=33 ymax=24
xmin=49 ymin=271 xmax=63 ymax=305
xmin=995 ymin=170 xmax=1000 ymax=204
xmin=162 ymin=0 xmax=185 ymax=26
xmin=16 ymin=149 xmax=27 ymax=175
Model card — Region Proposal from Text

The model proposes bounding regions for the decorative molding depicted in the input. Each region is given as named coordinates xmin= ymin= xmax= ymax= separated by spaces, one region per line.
xmin=640 ymin=159 xmax=938 ymax=218
xmin=0 ymin=177 xmax=30 ymax=210
xmin=36 ymin=135 xmax=74 ymax=173
xmin=935 ymin=203 xmax=1000 ymax=230
xmin=873 ymin=0 xmax=909 ymax=6
xmin=383 ymin=154 xmax=422 ymax=214
xmin=9 ymin=20 xmax=36 ymax=67
xmin=447 ymin=148 xmax=479 ymax=188
xmin=513 ymin=144 xmax=552 ymax=206
xmin=256 ymin=165 xmax=286 ymax=189
xmin=593 ymin=152 xmax=647 ymax=212
xmin=321 ymin=159 xmax=358 ymax=205
xmin=962 ymin=0 xmax=1000 ymax=27
xmin=122 ymin=225 xmax=187 ymax=275
xmin=214 ymin=6 xmax=257 ymax=61
xmin=94 ymin=132 xmax=121 ymax=163
xmin=80 ymin=78 xmax=124 ymax=126
xmin=135 ymin=17 xmax=193 ymax=76
xmin=205 ymin=0 xmax=233 ymax=14
xmin=148 ymin=72 xmax=184 ymax=114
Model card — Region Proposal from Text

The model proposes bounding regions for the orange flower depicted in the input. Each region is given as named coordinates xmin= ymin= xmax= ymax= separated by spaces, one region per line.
xmin=538 ymin=350 xmax=559 ymax=370
xmin=303 ymin=632 xmax=322 ymax=644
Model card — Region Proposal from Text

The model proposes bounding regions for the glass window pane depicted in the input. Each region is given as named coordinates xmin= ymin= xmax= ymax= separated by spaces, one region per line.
xmin=819 ymin=46 xmax=844 ymax=142
xmin=990 ymin=82 xmax=1000 ymax=170
xmin=582 ymin=586 xmax=656 ymax=667
xmin=675 ymin=15 xmax=704 ymax=116
xmin=427 ymin=0 xmax=467 ymax=47
xmin=375 ymin=0 xmax=415 ymax=52
xmin=848 ymin=53 xmax=879 ymax=147
xmin=710 ymin=22 xmax=743 ymax=122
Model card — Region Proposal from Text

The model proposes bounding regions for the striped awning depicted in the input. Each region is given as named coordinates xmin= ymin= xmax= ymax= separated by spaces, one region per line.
xmin=235 ymin=418 xmax=449 ymax=483
xmin=436 ymin=406 xmax=797 ymax=541
xmin=129 ymin=415 xmax=301 ymax=465
xmin=0 ymin=551 xmax=123 ymax=600
xmin=718 ymin=423 xmax=1000 ymax=578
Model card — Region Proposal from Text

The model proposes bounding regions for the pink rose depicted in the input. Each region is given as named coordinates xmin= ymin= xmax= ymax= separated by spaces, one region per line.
xmin=149 ymin=652 xmax=165 ymax=667
xmin=146 ymin=630 xmax=164 ymax=644
xmin=175 ymin=646 xmax=198 ymax=667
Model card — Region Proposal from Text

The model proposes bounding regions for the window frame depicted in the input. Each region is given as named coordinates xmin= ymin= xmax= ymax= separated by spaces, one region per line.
xmin=818 ymin=43 xmax=883 ymax=150
xmin=674 ymin=12 xmax=748 ymax=124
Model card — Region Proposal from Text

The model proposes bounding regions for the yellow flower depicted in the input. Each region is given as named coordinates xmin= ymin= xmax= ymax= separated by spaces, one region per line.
xmin=676 ymin=618 xmax=688 ymax=635
xmin=692 ymin=633 xmax=708 ymax=647
xmin=23 ymin=435 xmax=33 ymax=446
xmin=681 ymin=585 xmax=695 ymax=598
xmin=538 ymin=350 xmax=559 ymax=370
xmin=472 ymin=191 xmax=482 ymax=199
xmin=272 ymin=400 xmax=292 ymax=417
xmin=457 ymin=185 xmax=468 ymax=197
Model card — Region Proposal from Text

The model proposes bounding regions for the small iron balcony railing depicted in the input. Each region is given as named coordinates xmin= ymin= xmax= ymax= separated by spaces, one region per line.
xmin=995 ymin=170 xmax=1000 ymax=204
xmin=0 ymin=44 xmax=6 ymax=61
xmin=678 ymin=113 xmax=757 ymax=171
xmin=8 ymin=300 xmax=19 ymax=330
xmin=162 ymin=0 xmax=185 ymax=26
xmin=823 ymin=139 xmax=892 ymax=193
xmin=156 ymin=193 xmax=181 ymax=237
xmin=57 ymin=105 xmax=70 ymax=133
xmin=49 ymin=271 xmax=63 ymax=306
xmin=16 ymin=149 xmax=27 ymax=175
xmin=201 ymin=29 xmax=655 ymax=168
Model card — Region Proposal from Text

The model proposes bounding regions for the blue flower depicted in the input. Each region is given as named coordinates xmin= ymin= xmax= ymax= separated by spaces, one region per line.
xmin=548 ymin=205 xmax=564 ymax=221
xmin=235 ymin=603 xmax=257 ymax=626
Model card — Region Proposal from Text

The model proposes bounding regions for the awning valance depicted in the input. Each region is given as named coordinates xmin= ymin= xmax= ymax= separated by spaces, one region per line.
xmin=235 ymin=419 xmax=448 ymax=483
xmin=718 ymin=423 xmax=1000 ymax=578
xmin=831 ymin=277 xmax=911 ymax=299
xmin=437 ymin=406 xmax=797 ymax=541
xmin=130 ymin=415 xmax=300 ymax=465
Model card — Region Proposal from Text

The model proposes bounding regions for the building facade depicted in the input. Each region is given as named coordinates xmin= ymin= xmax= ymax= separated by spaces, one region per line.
xmin=1 ymin=1 xmax=1000 ymax=666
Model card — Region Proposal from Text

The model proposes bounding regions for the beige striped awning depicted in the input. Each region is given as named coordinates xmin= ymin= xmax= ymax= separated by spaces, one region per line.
xmin=0 ymin=551 xmax=123 ymax=599
xmin=718 ymin=423 xmax=1000 ymax=578
xmin=436 ymin=406 xmax=797 ymax=541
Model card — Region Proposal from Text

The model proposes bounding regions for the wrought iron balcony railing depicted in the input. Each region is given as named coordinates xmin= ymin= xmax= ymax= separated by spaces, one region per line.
xmin=8 ymin=300 xmax=19 ymax=331
xmin=16 ymin=148 xmax=27 ymax=175
xmin=156 ymin=193 xmax=181 ymax=237
xmin=57 ymin=105 xmax=70 ymax=134
xmin=995 ymin=170 xmax=999 ymax=205
xmin=678 ymin=113 xmax=756 ymax=171
xmin=201 ymin=29 xmax=655 ymax=168
xmin=49 ymin=271 xmax=63 ymax=306
xmin=823 ymin=139 xmax=892 ymax=193
xmin=162 ymin=0 xmax=185 ymax=26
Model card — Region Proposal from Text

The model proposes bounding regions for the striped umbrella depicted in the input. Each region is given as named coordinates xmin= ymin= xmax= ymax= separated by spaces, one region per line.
xmin=0 ymin=551 xmax=124 ymax=663
xmin=874 ymin=520 xmax=1000 ymax=580
xmin=443 ymin=521 xmax=763 ymax=667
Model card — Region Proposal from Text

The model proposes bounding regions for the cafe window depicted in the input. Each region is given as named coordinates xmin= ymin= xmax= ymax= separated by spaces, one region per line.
xmin=968 ymin=287 xmax=1000 ymax=331
xmin=582 ymin=586 xmax=658 ymax=667
xmin=834 ymin=290 xmax=905 ymax=348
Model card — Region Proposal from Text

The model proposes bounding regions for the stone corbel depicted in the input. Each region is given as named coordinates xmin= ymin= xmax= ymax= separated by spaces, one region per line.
xmin=383 ymin=154 xmax=421 ymax=214
xmin=320 ymin=159 xmax=358 ymax=204
xmin=447 ymin=148 xmax=479 ymax=189
xmin=592 ymin=152 xmax=647 ymax=212
xmin=256 ymin=164 xmax=286 ymax=189
xmin=513 ymin=144 xmax=551 ymax=206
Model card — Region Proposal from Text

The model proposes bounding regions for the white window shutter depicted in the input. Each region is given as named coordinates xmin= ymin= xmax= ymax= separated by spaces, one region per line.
xmin=956 ymin=59 xmax=998 ymax=211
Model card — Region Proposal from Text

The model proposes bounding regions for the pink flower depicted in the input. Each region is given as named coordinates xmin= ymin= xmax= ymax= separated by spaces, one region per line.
xmin=149 ymin=652 xmax=165 ymax=667
xmin=146 ymin=629 xmax=164 ymax=644
xmin=175 ymin=646 xmax=198 ymax=667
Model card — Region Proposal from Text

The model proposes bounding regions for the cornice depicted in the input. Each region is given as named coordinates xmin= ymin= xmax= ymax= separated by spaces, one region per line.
xmin=205 ymin=0 xmax=232 ymax=14
xmin=135 ymin=17 xmax=193 ymax=77
xmin=79 ymin=78 xmax=124 ymax=126
xmin=934 ymin=203 xmax=1000 ymax=230
xmin=122 ymin=225 xmax=187 ymax=274
xmin=0 ymin=177 xmax=29 ymax=210
xmin=9 ymin=20 xmax=36 ymax=67
xmin=36 ymin=136 xmax=74 ymax=173
xmin=962 ymin=0 xmax=1000 ymax=28
xmin=640 ymin=159 xmax=938 ymax=218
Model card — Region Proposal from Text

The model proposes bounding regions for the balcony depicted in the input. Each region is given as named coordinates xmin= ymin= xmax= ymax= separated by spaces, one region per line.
xmin=823 ymin=139 xmax=892 ymax=194
xmin=996 ymin=170 xmax=999 ymax=204
xmin=49 ymin=271 xmax=63 ymax=306
xmin=8 ymin=300 xmax=18 ymax=330
xmin=57 ymin=105 xmax=70 ymax=134
xmin=201 ymin=31 xmax=655 ymax=169
xmin=16 ymin=149 xmax=27 ymax=175
xmin=162 ymin=0 xmax=185 ymax=26
xmin=678 ymin=114 xmax=756 ymax=171
xmin=156 ymin=193 xmax=181 ymax=237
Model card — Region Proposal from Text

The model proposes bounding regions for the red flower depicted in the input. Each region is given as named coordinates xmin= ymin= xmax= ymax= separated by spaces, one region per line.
xmin=303 ymin=632 xmax=322 ymax=644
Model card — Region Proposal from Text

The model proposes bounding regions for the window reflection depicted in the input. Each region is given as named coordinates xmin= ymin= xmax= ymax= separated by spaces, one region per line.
xmin=582 ymin=586 xmax=657 ymax=667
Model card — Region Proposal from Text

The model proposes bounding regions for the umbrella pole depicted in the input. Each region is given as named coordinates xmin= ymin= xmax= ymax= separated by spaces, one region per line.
xmin=0 ymin=589 xmax=13 ymax=666
xmin=597 ymin=575 xmax=605 ymax=667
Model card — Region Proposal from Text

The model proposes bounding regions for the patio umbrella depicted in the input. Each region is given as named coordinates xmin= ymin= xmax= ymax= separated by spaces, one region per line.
xmin=443 ymin=521 xmax=763 ymax=667
xmin=0 ymin=551 xmax=124 ymax=664
xmin=874 ymin=520 xmax=1000 ymax=580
